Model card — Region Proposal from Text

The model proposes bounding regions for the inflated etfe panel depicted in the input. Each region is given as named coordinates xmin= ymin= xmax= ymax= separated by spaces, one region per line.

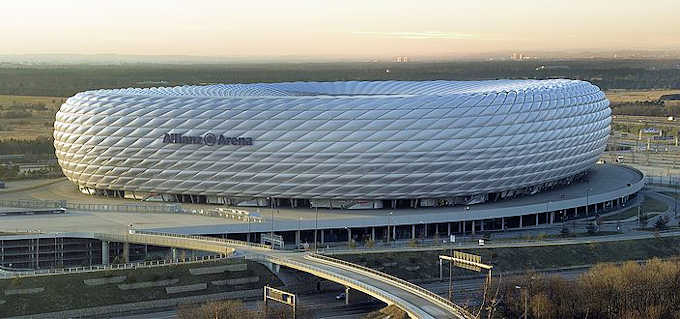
xmin=54 ymin=80 xmax=610 ymax=200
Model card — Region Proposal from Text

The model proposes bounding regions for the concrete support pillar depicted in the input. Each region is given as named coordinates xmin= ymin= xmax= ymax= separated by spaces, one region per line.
xmin=462 ymin=221 xmax=466 ymax=233
xmin=439 ymin=259 xmax=443 ymax=281
xmin=122 ymin=242 xmax=130 ymax=263
xmin=347 ymin=228 xmax=352 ymax=242
xmin=550 ymin=212 xmax=555 ymax=224
xmin=447 ymin=223 xmax=452 ymax=236
xmin=519 ymin=215 xmax=523 ymax=228
xmin=345 ymin=286 xmax=350 ymax=305
xmin=246 ymin=233 xmax=251 ymax=243
xmin=101 ymin=241 xmax=109 ymax=265
xmin=320 ymin=230 xmax=325 ymax=244
xmin=295 ymin=230 xmax=301 ymax=246
xmin=371 ymin=227 xmax=375 ymax=241
xmin=171 ymin=248 xmax=177 ymax=260
xmin=501 ymin=217 xmax=505 ymax=231
xmin=471 ymin=220 xmax=476 ymax=235
xmin=424 ymin=224 xmax=428 ymax=239
xmin=411 ymin=225 xmax=416 ymax=240
xmin=536 ymin=213 xmax=539 ymax=226
xmin=392 ymin=225 xmax=396 ymax=240
xmin=480 ymin=220 xmax=485 ymax=231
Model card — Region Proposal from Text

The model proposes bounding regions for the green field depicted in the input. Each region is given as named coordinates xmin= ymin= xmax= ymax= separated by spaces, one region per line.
xmin=0 ymin=259 xmax=281 ymax=317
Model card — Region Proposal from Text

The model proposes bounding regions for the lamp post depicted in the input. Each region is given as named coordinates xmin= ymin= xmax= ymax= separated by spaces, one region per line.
xmin=269 ymin=197 xmax=274 ymax=240
xmin=314 ymin=206 xmax=319 ymax=253
xmin=247 ymin=213 xmax=251 ymax=243
xmin=387 ymin=212 xmax=393 ymax=244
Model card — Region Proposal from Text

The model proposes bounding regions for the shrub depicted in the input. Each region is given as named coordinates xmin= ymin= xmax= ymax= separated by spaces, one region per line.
xmin=408 ymin=239 xmax=418 ymax=248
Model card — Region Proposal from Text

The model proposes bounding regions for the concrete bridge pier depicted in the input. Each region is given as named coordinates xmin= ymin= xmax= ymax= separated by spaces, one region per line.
xmin=122 ymin=242 xmax=130 ymax=263
xmin=171 ymin=247 xmax=177 ymax=260
xmin=262 ymin=261 xmax=280 ymax=274
xmin=101 ymin=241 xmax=109 ymax=265
xmin=345 ymin=286 xmax=350 ymax=305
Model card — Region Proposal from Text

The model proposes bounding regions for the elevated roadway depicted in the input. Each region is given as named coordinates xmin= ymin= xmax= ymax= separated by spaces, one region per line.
xmin=82 ymin=231 xmax=475 ymax=319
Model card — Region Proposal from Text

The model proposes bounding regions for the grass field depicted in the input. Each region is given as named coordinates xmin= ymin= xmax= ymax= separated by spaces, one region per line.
xmin=0 ymin=259 xmax=281 ymax=317
xmin=337 ymin=236 xmax=680 ymax=282
xmin=605 ymin=89 xmax=680 ymax=103
xmin=0 ymin=95 xmax=65 ymax=141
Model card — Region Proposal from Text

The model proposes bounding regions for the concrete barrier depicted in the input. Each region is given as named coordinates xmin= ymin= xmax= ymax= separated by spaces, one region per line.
xmin=83 ymin=276 xmax=127 ymax=286
xmin=4 ymin=288 xmax=44 ymax=295
xmin=166 ymin=283 xmax=207 ymax=294
xmin=210 ymin=276 xmax=259 ymax=286
xmin=118 ymin=279 xmax=179 ymax=290
xmin=189 ymin=263 xmax=247 ymax=275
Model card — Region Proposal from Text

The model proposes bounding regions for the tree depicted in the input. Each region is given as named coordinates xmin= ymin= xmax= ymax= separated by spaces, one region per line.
xmin=654 ymin=216 xmax=669 ymax=230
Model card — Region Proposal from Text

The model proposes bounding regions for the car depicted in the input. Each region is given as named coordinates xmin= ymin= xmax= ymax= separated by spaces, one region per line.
xmin=335 ymin=292 xmax=346 ymax=300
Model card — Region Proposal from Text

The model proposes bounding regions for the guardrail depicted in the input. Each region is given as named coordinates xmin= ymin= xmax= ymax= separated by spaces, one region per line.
xmin=0 ymin=254 xmax=234 ymax=279
xmin=132 ymin=230 xmax=272 ymax=250
xmin=307 ymin=253 xmax=475 ymax=319
xmin=255 ymin=254 xmax=431 ymax=319
xmin=0 ymin=199 xmax=183 ymax=214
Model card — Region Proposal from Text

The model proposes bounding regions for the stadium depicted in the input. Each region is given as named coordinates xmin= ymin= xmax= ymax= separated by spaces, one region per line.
xmin=54 ymin=79 xmax=612 ymax=210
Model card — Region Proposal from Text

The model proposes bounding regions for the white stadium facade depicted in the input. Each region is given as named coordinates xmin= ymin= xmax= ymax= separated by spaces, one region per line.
xmin=54 ymin=79 xmax=612 ymax=210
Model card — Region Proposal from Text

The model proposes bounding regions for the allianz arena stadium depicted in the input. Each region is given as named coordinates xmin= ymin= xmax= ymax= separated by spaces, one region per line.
xmin=54 ymin=80 xmax=611 ymax=209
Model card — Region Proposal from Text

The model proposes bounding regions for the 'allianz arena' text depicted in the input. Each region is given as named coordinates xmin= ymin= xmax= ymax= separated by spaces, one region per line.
xmin=54 ymin=80 xmax=611 ymax=209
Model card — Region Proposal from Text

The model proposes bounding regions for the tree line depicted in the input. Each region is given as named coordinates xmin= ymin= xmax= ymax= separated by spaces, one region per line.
xmin=1 ymin=59 xmax=680 ymax=97
xmin=495 ymin=258 xmax=680 ymax=319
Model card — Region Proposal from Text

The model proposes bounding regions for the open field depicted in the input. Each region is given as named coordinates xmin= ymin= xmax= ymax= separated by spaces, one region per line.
xmin=0 ymin=259 xmax=281 ymax=317
xmin=0 ymin=95 xmax=65 ymax=141
xmin=605 ymin=89 xmax=680 ymax=103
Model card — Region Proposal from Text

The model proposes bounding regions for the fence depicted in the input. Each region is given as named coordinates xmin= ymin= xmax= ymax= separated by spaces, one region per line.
xmin=647 ymin=175 xmax=680 ymax=186
xmin=306 ymin=253 xmax=475 ymax=319
xmin=0 ymin=254 xmax=236 ymax=279
xmin=0 ymin=199 xmax=183 ymax=214
xmin=132 ymin=230 xmax=272 ymax=250
xmin=259 ymin=254 xmax=436 ymax=319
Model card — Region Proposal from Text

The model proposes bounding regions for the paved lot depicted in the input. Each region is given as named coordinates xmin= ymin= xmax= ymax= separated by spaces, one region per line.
xmin=0 ymin=164 xmax=643 ymax=234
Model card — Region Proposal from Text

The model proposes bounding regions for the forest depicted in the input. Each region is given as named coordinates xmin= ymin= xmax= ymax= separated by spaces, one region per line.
xmin=1 ymin=59 xmax=679 ymax=97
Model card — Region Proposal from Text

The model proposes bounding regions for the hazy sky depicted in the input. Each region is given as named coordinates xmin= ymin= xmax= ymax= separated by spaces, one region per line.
xmin=2 ymin=0 xmax=679 ymax=58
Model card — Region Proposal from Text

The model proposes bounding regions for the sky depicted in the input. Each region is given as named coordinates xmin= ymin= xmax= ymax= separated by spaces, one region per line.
xmin=1 ymin=0 xmax=679 ymax=59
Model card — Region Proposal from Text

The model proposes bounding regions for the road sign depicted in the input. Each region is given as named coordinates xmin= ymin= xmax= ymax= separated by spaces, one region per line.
xmin=440 ymin=251 xmax=492 ymax=273
xmin=264 ymin=286 xmax=297 ymax=318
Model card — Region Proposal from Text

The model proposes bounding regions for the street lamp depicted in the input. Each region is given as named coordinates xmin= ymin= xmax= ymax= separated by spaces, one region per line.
xmin=314 ymin=206 xmax=319 ymax=253
xmin=269 ymin=197 xmax=274 ymax=240
xmin=387 ymin=211 xmax=393 ymax=244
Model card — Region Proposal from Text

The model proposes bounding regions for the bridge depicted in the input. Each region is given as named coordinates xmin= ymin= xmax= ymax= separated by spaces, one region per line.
xmin=93 ymin=231 xmax=474 ymax=319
